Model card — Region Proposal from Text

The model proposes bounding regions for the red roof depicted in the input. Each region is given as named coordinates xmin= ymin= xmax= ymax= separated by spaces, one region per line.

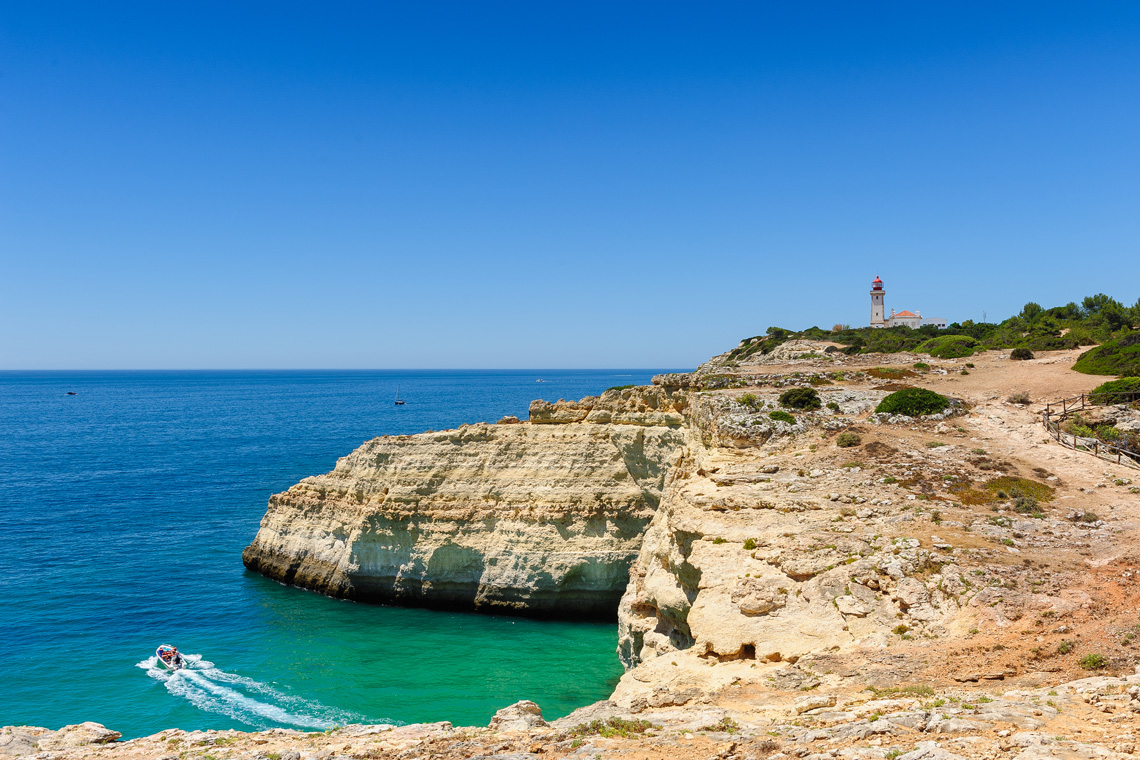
xmin=872 ymin=276 xmax=883 ymax=283
xmin=892 ymin=310 xmax=918 ymax=317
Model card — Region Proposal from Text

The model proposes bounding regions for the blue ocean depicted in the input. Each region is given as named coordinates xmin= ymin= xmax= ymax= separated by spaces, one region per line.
xmin=0 ymin=370 xmax=675 ymax=737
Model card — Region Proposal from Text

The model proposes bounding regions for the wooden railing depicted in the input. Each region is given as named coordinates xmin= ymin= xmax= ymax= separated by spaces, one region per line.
xmin=1041 ymin=390 xmax=1140 ymax=469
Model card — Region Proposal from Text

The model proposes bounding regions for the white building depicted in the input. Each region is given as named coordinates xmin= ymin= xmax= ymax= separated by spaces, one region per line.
xmin=869 ymin=276 xmax=947 ymax=329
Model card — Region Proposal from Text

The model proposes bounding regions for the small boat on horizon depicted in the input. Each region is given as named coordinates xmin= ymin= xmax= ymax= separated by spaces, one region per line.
xmin=66 ymin=392 xmax=77 ymax=396
xmin=156 ymin=644 xmax=185 ymax=672
xmin=394 ymin=387 xmax=406 ymax=406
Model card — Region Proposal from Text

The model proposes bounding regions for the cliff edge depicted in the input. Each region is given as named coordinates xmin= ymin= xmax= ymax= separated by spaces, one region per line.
xmin=242 ymin=386 xmax=688 ymax=619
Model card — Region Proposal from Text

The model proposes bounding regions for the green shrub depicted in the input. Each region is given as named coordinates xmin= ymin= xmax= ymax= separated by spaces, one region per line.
xmin=913 ymin=362 xmax=931 ymax=370
xmin=827 ymin=401 xmax=841 ymax=412
xmin=1073 ymin=333 xmax=1140 ymax=376
xmin=1095 ymin=424 xmax=1122 ymax=441
xmin=1079 ymin=653 xmax=1106 ymax=670
xmin=965 ymin=362 xmax=975 ymax=368
xmin=875 ymin=388 xmax=951 ymax=417
xmin=1090 ymin=377 xmax=1140 ymax=404
xmin=742 ymin=538 xmax=757 ymax=550
xmin=568 ymin=718 xmax=655 ymax=738
xmin=702 ymin=716 xmax=740 ymax=734
xmin=1057 ymin=640 xmax=1075 ymax=654
xmin=917 ymin=335 xmax=981 ymax=359
xmin=1012 ymin=496 xmax=1038 ymax=513
xmin=836 ymin=432 xmax=861 ymax=448
xmin=1010 ymin=347 xmax=1035 ymax=360
xmin=607 ymin=384 xmax=636 ymax=392
xmin=779 ymin=386 xmax=822 ymax=410
xmin=738 ymin=392 xmax=761 ymax=410
xmin=769 ymin=410 xmax=796 ymax=424
xmin=1064 ymin=421 xmax=1097 ymax=438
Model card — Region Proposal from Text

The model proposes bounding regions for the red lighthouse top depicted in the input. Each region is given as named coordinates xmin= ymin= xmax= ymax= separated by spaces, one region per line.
xmin=872 ymin=276 xmax=883 ymax=291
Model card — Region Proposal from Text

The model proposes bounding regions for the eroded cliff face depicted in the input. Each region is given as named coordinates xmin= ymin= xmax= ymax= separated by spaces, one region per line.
xmin=246 ymin=349 xmax=1140 ymax=710
xmin=243 ymin=387 xmax=688 ymax=619
xmin=610 ymin=350 xmax=1137 ymax=715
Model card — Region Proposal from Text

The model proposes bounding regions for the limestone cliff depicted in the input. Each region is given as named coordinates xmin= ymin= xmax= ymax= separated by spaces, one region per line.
xmin=15 ymin=348 xmax=1140 ymax=760
xmin=246 ymin=347 xmax=1140 ymax=711
xmin=243 ymin=387 xmax=688 ymax=619
xmin=607 ymin=348 xmax=1135 ymax=714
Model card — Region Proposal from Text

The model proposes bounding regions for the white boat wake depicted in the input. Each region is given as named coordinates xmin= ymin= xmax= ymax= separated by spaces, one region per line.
xmin=136 ymin=654 xmax=368 ymax=730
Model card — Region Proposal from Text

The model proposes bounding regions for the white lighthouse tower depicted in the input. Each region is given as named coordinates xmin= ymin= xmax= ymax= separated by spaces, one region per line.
xmin=870 ymin=276 xmax=886 ymax=327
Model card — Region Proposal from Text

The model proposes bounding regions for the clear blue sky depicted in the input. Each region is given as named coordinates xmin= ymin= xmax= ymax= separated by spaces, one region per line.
xmin=2 ymin=2 xmax=1138 ymax=369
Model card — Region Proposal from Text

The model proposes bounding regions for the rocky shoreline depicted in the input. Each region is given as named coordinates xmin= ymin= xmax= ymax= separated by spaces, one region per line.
xmin=10 ymin=669 xmax=1140 ymax=759
xmin=11 ymin=343 xmax=1140 ymax=759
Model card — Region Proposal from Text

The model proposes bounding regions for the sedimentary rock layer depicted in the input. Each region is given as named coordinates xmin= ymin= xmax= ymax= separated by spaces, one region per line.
xmin=243 ymin=387 xmax=688 ymax=619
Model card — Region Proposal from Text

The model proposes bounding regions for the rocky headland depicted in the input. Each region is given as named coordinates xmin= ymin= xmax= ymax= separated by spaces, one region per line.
xmin=241 ymin=385 xmax=688 ymax=618
xmin=11 ymin=342 xmax=1140 ymax=760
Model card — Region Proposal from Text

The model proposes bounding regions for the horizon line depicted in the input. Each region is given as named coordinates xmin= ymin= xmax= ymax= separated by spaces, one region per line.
xmin=0 ymin=367 xmax=695 ymax=373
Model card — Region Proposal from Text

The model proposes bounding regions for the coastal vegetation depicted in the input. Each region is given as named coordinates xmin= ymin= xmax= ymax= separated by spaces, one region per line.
xmin=725 ymin=293 xmax=1140 ymax=364
xmin=1061 ymin=410 xmax=1140 ymax=455
xmin=566 ymin=717 xmax=655 ymax=739
xmin=874 ymin=388 xmax=950 ymax=417
xmin=916 ymin=335 xmax=981 ymax=358
xmin=778 ymin=386 xmax=822 ymax=410
xmin=1073 ymin=333 xmax=1140 ymax=376
xmin=1090 ymin=377 xmax=1140 ymax=401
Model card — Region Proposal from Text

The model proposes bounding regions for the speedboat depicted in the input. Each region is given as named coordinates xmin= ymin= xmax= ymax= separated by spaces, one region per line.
xmin=156 ymin=644 xmax=185 ymax=671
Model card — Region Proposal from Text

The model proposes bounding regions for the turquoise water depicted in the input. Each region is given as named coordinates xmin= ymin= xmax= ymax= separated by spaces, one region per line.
xmin=0 ymin=370 xmax=676 ymax=737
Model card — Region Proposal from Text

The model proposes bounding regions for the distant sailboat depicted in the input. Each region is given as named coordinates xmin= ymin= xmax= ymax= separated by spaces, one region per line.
xmin=394 ymin=386 xmax=406 ymax=406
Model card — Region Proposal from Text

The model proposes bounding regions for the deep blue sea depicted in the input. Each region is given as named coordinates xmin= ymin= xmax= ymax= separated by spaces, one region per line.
xmin=0 ymin=369 xmax=677 ymax=737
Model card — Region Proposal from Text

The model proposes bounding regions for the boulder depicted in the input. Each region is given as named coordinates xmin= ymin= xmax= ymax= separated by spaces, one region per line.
xmin=835 ymin=595 xmax=869 ymax=617
xmin=794 ymin=694 xmax=838 ymax=714
xmin=488 ymin=701 xmax=548 ymax=731
xmin=37 ymin=723 xmax=121 ymax=750
xmin=528 ymin=400 xmax=591 ymax=424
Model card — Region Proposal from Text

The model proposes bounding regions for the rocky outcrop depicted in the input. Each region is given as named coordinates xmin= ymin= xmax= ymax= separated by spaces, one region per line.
xmin=616 ymin=441 xmax=865 ymax=670
xmin=487 ymin=700 xmax=547 ymax=731
xmin=14 ymin=670 xmax=1140 ymax=759
xmin=0 ymin=724 xmax=121 ymax=756
xmin=243 ymin=387 xmax=688 ymax=619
